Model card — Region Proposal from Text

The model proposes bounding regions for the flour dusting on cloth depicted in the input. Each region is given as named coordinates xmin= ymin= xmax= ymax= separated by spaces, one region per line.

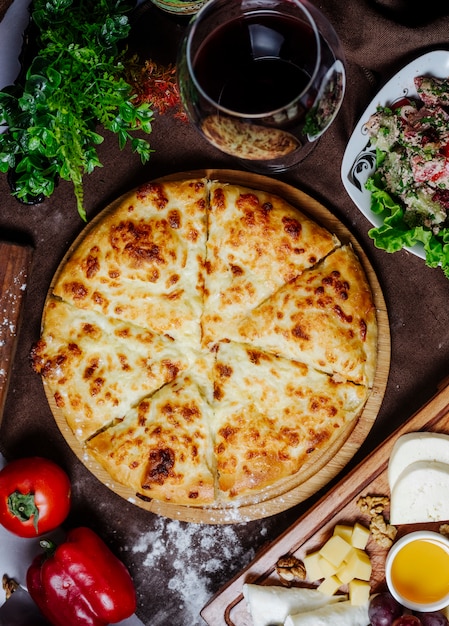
xmin=131 ymin=517 xmax=266 ymax=625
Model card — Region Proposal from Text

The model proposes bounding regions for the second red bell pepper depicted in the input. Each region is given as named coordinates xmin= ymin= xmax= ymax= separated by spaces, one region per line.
xmin=26 ymin=526 xmax=137 ymax=626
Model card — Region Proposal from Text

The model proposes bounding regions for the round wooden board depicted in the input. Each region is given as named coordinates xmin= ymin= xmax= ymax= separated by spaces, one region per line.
xmin=42 ymin=169 xmax=390 ymax=524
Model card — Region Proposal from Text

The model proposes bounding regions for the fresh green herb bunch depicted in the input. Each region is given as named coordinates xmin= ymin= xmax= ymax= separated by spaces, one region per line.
xmin=0 ymin=0 xmax=153 ymax=220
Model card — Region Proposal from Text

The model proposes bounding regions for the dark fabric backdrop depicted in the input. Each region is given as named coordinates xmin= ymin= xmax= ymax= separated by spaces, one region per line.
xmin=2 ymin=1 xmax=449 ymax=624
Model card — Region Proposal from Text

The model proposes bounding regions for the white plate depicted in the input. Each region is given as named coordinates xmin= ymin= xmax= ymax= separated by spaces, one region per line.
xmin=341 ymin=49 xmax=449 ymax=260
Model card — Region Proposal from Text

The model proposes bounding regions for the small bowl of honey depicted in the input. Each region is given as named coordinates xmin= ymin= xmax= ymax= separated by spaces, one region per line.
xmin=385 ymin=530 xmax=449 ymax=612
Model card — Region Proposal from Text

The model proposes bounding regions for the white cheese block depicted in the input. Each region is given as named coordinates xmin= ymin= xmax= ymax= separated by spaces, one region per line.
xmin=242 ymin=584 xmax=346 ymax=626
xmin=390 ymin=459 xmax=449 ymax=524
xmin=284 ymin=599 xmax=369 ymax=626
xmin=388 ymin=432 xmax=449 ymax=490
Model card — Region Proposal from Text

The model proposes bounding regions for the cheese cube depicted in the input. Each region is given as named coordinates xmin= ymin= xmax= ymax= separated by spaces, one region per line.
xmin=303 ymin=550 xmax=324 ymax=582
xmin=317 ymin=575 xmax=342 ymax=596
xmin=351 ymin=522 xmax=370 ymax=550
xmin=349 ymin=579 xmax=371 ymax=606
xmin=319 ymin=535 xmax=353 ymax=567
xmin=337 ymin=548 xmax=372 ymax=584
xmin=319 ymin=556 xmax=339 ymax=578
xmin=333 ymin=524 xmax=354 ymax=543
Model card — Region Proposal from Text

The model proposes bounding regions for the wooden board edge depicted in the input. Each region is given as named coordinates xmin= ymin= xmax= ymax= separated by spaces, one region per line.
xmin=0 ymin=241 xmax=34 ymax=425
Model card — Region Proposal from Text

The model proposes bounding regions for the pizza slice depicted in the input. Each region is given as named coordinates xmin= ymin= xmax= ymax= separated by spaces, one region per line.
xmin=211 ymin=341 xmax=368 ymax=500
xmin=31 ymin=297 xmax=191 ymax=441
xmin=52 ymin=178 xmax=209 ymax=345
xmin=235 ymin=245 xmax=378 ymax=387
xmin=86 ymin=361 xmax=216 ymax=506
xmin=201 ymin=181 xmax=339 ymax=345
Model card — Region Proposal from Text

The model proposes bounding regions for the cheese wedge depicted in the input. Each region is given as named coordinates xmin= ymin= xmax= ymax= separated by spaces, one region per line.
xmin=284 ymin=599 xmax=369 ymax=626
xmin=388 ymin=432 xmax=449 ymax=490
xmin=242 ymin=584 xmax=346 ymax=626
xmin=390 ymin=459 xmax=449 ymax=524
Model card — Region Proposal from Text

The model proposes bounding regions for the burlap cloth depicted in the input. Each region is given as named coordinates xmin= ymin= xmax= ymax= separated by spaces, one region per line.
xmin=2 ymin=1 xmax=449 ymax=624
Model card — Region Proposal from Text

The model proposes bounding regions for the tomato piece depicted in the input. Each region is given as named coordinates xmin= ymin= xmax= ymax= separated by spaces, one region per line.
xmin=0 ymin=457 xmax=71 ymax=537
xmin=391 ymin=96 xmax=414 ymax=110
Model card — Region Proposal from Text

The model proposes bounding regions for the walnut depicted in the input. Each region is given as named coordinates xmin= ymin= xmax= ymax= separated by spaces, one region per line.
xmin=356 ymin=495 xmax=389 ymax=517
xmin=2 ymin=575 xmax=19 ymax=600
xmin=439 ymin=524 xmax=449 ymax=539
xmin=275 ymin=554 xmax=306 ymax=583
xmin=369 ymin=514 xmax=397 ymax=548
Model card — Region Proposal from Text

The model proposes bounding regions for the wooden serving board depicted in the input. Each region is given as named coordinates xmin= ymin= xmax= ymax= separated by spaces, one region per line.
xmin=42 ymin=169 xmax=390 ymax=524
xmin=0 ymin=241 xmax=33 ymax=425
xmin=200 ymin=380 xmax=449 ymax=625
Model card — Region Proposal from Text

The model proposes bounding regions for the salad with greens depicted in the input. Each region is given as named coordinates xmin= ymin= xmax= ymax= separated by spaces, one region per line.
xmin=0 ymin=0 xmax=153 ymax=220
xmin=365 ymin=75 xmax=449 ymax=277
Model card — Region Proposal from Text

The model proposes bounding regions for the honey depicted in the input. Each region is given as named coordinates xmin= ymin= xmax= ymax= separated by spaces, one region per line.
xmin=390 ymin=538 xmax=449 ymax=605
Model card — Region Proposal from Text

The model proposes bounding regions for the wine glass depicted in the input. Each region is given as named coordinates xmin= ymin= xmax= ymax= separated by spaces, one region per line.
xmin=177 ymin=0 xmax=346 ymax=173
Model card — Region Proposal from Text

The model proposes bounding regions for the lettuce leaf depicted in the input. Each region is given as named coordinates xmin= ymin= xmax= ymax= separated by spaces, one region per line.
xmin=365 ymin=176 xmax=449 ymax=278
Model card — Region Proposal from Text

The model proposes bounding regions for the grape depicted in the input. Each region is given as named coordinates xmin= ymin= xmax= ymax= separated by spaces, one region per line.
xmin=392 ymin=617 xmax=422 ymax=626
xmin=413 ymin=612 xmax=449 ymax=626
xmin=369 ymin=593 xmax=404 ymax=626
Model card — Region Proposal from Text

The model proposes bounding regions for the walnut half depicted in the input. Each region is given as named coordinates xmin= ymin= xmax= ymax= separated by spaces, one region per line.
xmin=439 ymin=523 xmax=449 ymax=539
xmin=275 ymin=554 xmax=306 ymax=583
xmin=369 ymin=514 xmax=397 ymax=549
xmin=2 ymin=575 xmax=19 ymax=601
xmin=357 ymin=494 xmax=397 ymax=548
xmin=356 ymin=495 xmax=389 ymax=517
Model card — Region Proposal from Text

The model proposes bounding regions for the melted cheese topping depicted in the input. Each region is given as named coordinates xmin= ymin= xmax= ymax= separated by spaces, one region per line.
xmin=235 ymin=245 xmax=377 ymax=386
xmin=33 ymin=178 xmax=377 ymax=506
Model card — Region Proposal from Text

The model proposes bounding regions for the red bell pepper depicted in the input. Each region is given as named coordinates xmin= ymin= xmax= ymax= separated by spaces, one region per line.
xmin=26 ymin=526 xmax=137 ymax=626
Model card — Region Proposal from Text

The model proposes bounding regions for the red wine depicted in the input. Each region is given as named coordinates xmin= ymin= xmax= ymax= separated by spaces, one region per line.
xmin=193 ymin=12 xmax=318 ymax=115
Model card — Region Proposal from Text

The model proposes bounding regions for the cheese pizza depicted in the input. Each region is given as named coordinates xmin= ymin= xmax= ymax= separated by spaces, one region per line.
xmin=32 ymin=177 xmax=378 ymax=507
xmin=212 ymin=341 xmax=368 ymax=499
xmin=51 ymin=178 xmax=208 ymax=345
xmin=232 ymin=245 xmax=377 ymax=387
xmin=202 ymin=181 xmax=339 ymax=345
xmin=87 ymin=364 xmax=216 ymax=506
xmin=31 ymin=297 xmax=191 ymax=441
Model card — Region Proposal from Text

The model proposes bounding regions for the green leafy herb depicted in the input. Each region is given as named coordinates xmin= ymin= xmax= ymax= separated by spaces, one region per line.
xmin=0 ymin=0 xmax=153 ymax=220
xmin=366 ymin=175 xmax=449 ymax=278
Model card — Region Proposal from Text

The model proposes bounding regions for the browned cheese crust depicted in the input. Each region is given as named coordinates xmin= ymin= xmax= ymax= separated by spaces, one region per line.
xmin=234 ymin=245 xmax=377 ymax=387
xmin=32 ymin=178 xmax=378 ymax=507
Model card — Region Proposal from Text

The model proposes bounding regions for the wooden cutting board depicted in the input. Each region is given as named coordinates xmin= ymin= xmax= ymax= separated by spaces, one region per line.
xmin=200 ymin=380 xmax=449 ymax=625
xmin=0 ymin=241 xmax=33 ymax=425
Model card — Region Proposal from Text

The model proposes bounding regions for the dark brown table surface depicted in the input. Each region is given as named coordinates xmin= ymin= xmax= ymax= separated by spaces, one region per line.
xmin=2 ymin=1 xmax=449 ymax=624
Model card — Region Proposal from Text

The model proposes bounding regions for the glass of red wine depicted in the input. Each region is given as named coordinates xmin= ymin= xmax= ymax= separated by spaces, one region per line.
xmin=177 ymin=0 xmax=346 ymax=172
